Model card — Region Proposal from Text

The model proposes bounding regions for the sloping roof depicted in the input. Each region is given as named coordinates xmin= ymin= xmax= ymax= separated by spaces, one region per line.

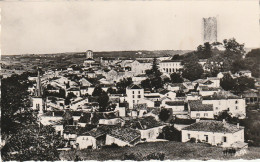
xmin=78 ymin=112 xmax=118 ymax=124
xmin=182 ymin=120 xmax=244 ymax=133
xmin=43 ymin=111 xmax=64 ymax=117
xmin=125 ymin=116 xmax=163 ymax=130
xmin=199 ymin=86 xmax=220 ymax=91
xmin=165 ymin=101 xmax=185 ymax=106
xmin=108 ymin=127 xmax=141 ymax=144
xmin=242 ymin=92 xmax=258 ymax=98
xmin=67 ymin=87 xmax=80 ymax=91
xmin=188 ymin=100 xmax=213 ymax=111
xmin=79 ymin=125 xmax=114 ymax=137
xmin=127 ymin=84 xmax=142 ymax=89
xmin=64 ymin=125 xmax=78 ymax=134
xmin=161 ymin=60 xmax=181 ymax=63
xmin=202 ymin=91 xmax=241 ymax=100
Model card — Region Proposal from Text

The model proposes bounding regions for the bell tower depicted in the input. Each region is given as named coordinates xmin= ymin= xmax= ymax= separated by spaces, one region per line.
xmin=86 ymin=50 xmax=93 ymax=59
xmin=32 ymin=68 xmax=44 ymax=114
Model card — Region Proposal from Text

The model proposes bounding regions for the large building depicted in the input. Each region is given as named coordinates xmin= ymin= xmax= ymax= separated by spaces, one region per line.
xmin=203 ymin=17 xmax=217 ymax=43
xmin=182 ymin=120 xmax=245 ymax=148
xmin=126 ymin=84 xmax=144 ymax=109
xmin=159 ymin=60 xmax=183 ymax=74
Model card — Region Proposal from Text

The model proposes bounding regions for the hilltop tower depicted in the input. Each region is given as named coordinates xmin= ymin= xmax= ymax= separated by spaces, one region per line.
xmin=32 ymin=68 xmax=44 ymax=114
xmin=86 ymin=50 xmax=93 ymax=59
xmin=203 ymin=17 xmax=217 ymax=43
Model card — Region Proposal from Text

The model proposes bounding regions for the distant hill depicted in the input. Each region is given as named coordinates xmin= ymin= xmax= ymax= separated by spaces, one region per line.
xmin=93 ymin=50 xmax=193 ymax=59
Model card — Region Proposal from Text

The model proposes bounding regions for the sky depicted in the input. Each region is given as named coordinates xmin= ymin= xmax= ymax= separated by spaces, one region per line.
xmin=1 ymin=0 xmax=259 ymax=55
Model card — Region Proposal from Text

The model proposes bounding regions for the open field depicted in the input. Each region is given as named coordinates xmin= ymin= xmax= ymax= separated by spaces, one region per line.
xmin=59 ymin=141 xmax=260 ymax=160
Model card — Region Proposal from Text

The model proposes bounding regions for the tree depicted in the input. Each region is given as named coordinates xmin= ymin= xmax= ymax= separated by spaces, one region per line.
xmin=233 ymin=76 xmax=255 ymax=94
xmin=215 ymin=110 xmax=239 ymax=124
xmin=159 ymin=108 xmax=171 ymax=122
xmin=231 ymin=59 xmax=247 ymax=74
xmin=1 ymin=125 xmax=62 ymax=161
xmin=246 ymin=48 xmax=260 ymax=59
xmin=220 ymin=73 xmax=236 ymax=91
xmin=170 ymin=72 xmax=183 ymax=83
xmin=98 ymin=91 xmax=109 ymax=112
xmin=223 ymin=38 xmax=245 ymax=59
xmin=143 ymin=58 xmax=163 ymax=91
xmin=65 ymin=92 xmax=77 ymax=105
xmin=157 ymin=126 xmax=181 ymax=141
xmin=196 ymin=42 xmax=212 ymax=59
xmin=141 ymin=79 xmax=152 ymax=90
xmin=107 ymin=87 xmax=117 ymax=94
xmin=182 ymin=55 xmax=204 ymax=81
xmin=1 ymin=73 xmax=62 ymax=161
xmin=92 ymin=86 xmax=103 ymax=96
xmin=116 ymin=77 xmax=133 ymax=94
xmin=1 ymin=73 xmax=34 ymax=137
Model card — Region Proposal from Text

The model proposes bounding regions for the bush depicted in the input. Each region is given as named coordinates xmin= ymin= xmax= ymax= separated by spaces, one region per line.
xmin=123 ymin=153 xmax=143 ymax=161
xmin=123 ymin=152 xmax=165 ymax=161
xmin=103 ymin=143 xmax=120 ymax=148
xmin=146 ymin=152 xmax=165 ymax=160
xmin=189 ymin=138 xmax=196 ymax=143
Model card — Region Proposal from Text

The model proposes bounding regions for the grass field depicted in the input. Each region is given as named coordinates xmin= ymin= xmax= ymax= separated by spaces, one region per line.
xmin=59 ymin=141 xmax=260 ymax=161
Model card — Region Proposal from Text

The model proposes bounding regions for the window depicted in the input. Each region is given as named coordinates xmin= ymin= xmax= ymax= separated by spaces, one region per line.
xmin=235 ymin=100 xmax=238 ymax=104
xmin=133 ymin=95 xmax=135 ymax=98
xmin=132 ymin=91 xmax=134 ymax=94
xmin=204 ymin=135 xmax=208 ymax=142
xmin=223 ymin=136 xmax=227 ymax=142
xmin=36 ymin=104 xmax=40 ymax=110
xmin=196 ymin=113 xmax=200 ymax=117
xmin=188 ymin=133 xmax=191 ymax=139
xmin=133 ymin=100 xmax=135 ymax=104
xmin=216 ymin=107 xmax=218 ymax=110
xmin=138 ymin=95 xmax=141 ymax=98
xmin=204 ymin=113 xmax=208 ymax=117
xmin=235 ymin=106 xmax=238 ymax=110
xmin=138 ymin=91 xmax=141 ymax=94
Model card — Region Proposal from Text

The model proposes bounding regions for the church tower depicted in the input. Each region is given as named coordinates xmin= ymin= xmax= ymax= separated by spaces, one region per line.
xmin=86 ymin=50 xmax=93 ymax=59
xmin=32 ymin=68 xmax=44 ymax=114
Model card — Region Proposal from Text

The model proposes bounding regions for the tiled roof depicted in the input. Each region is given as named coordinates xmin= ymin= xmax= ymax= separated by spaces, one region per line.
xmin=144 ymin=95 xmax=160 ymax=98
xmin=67 ymin=87 xmax=80 ymax=91
xmin=108 ymin=127 xmax=141 ymax=143
xmin=161 ymin=60 xmax=181 ymax=62
xmin=78 ymin=112 xmax=118 ymax=124
xmin=182 ymin=120 xmax=244 ymax=133
xmin=202 ymin=92 xmax=241 ymax=100
xmin=79 ymin=125 xmax=114 ymax=137
xmin=199 ymin=86 xmax=220 ymax=91
xmin=64 ymin=125 xmax=78 ymax=134
xmin=242 ymin=92 xmax=258 ymax=98
xmin=165 ymin=101 xmax=185 ymax=106
xmin=44 ymin=111 xmax=64 ymax=117
xmin=125 ymin=116 xmax=163 ymax=130
xmin=77 ymin=125 xmax=97 ymax=135
xmin=188 ymin=100 xmax=213 ymax=111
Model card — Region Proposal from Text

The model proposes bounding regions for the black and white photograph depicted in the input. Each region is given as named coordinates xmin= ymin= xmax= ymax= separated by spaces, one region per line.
xmin=1 ymin=0 xmax=260 ymax=161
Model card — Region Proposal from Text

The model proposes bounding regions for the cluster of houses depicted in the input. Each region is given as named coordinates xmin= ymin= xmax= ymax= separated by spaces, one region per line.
xmin=28 ymin=50 xmax=258 ymax=151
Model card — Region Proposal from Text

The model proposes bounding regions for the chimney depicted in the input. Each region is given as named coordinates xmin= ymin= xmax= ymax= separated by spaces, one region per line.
xmin=222 ymin=119 xmax=226 ymax=124
xmin=90 ymin=113 xmax=94 ymax=124
xmin=52 ymin=112 xmax=55 ymax=117
xmin=196 ymin=118 xmax=200 ymax=123
xmin=237 ymin=123 xmax=240 ymax=129
xmin=121 ymin=120 xmax=125 ymax=127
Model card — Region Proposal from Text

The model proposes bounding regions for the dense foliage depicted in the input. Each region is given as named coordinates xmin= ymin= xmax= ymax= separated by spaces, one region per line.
xmin=1 ymin=73 xmax=61 ymax=160
xmin=141 ymin=58 xmax=163 ymax=91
